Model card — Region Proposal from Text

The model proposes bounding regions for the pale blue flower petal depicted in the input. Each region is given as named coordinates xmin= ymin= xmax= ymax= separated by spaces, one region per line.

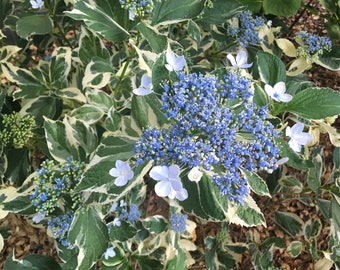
xmin=175 ymin=187 xmax=188 ymax=201
xmin=104 ymin=247 xmax=116 ymax=260
xmin=133 ymin=87 xmax=153 ymax=96
xmin=155 ymin=181 xmax=171 ymax=197
xmin=150 ymin=166 xmax=169 ymax=182
xmin=32 ymin=213 xmax=44 ymax=223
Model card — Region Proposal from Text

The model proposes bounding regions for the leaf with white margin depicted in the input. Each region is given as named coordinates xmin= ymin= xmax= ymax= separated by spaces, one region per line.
xmin=56 ymin=87 xmax=86 ymax=103
xmin=0 ymin=46 xmax=21 ymax=63
xmin=0 ymin=186 xmax=18 ymax=219
xmin=276 ymin=38 xmax=297 ymax=57
xmin=65 ymin=1 xmax=129 ymax=43
xmin=68 ymin=207 xmax=109 ymax=270
xmin=243 ymin=170 xmax=271 ymax=197
xmin=82 ymin=57 xmax=114 ymax=89
xmin=287 ymin=57 xmax=312 ymax=76
xmin=226 ymin=196 xmax=266 ymax=227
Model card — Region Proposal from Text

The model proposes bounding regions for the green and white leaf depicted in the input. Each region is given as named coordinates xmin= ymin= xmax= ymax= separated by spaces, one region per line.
xmin=71 ymin=105 xmax=104 ymax=124
xmin=65 ymin=1 xmax=129 ymax=42
xmin=16 ymin=15 xmax=53 ymax=39
xmin=243 ymin=170 xmax=271 ymax=197
xmin=82 ymin=57 xmax=115 ymax=89
xmin=68 ymin=207 xmax=109 ymax=270
xmin=86 ymin=88 xmax=114 ymax=111
xmin=256 ymin=51 xmax=286 ymax=85
xmin=56 ymin=88 xmax=86 ymax=103
xmin=152 ymin=0 xmax=205 ymax=25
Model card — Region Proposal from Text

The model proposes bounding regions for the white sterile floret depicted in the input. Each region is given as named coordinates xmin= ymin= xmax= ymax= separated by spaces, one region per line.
xmin=133 ymin=73 xmax=153 ymax=96
xmin=104 ymin=247 xmax=116 ymax=260
xmin=165 ymin=52 xmax=186 ymax=72
xmin=109 ymin=160 xmax=134 ymax=186
xmin=227 ymin=49 xmax=253 ymax=69
xmin=188 ymin=167 xmax=203 ymax=183
xmin=264 ymin=82 xmax=293 ymax=102
xmin=286 ymin=122 xmax=312 ymax=152
xmin=149 ymin=164 xmax=188 ymax=201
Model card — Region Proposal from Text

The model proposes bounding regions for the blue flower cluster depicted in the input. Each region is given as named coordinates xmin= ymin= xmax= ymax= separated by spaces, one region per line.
xmin=30 ymin=157 xmax=85 ymax=246
xmin=134 ymin=72 xmax=279 ymax=204
xmin=170 ymin=213 xmax=188 ymax=233
xmin=119 ymin=0 xmax=153 ymax=18
xmin=296 ymin=31 xmax=332 ymax=62
xmin=229 ymin=10 xmax=265 ymax=48
xmin=30 ymin=157 xmax=85 ymax=215
xmin=48 ymin=211 xmax=74 ymax=247
xmin=119 ymin=204 xmax=141 ymax=223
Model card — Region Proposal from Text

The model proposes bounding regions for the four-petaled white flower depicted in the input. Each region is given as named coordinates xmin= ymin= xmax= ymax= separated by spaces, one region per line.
xmin=133 ymin=74 xmax=153 ymax=96
xmin=227 ymin=50 xmax=253 ymax=69
xmin=30 ymin=0 xmax=44 ymax=9
xmin=109 ymin=160 xmax=134 ymax=186
xmin=165 ymin=52 xmax=186 ymax=72
xmin=32 ymin=212 xmax=44 ymax=223
xmin=286 ymin=122 xmax=312 ymax=152
xmin=264 ymin=82 xmax=293 ymax=102
xmin=149 ymin=164 xmax=188 ymax=201
xmin=104 ymin=247 xmax=116 ymax=260
xmin=188 ymin=167 xmax=203 ymax=183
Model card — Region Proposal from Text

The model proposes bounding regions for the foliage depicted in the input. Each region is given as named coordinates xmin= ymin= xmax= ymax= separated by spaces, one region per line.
xmin=0 ymin=0 xmax=340 ymax=269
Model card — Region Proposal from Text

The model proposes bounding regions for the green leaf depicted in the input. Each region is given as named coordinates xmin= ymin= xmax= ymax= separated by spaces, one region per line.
xmin=86 ymin=89 xmax=114 ymax=111
xmin=83 ymin=57 xmax=115 ymax=89
xmin=131 ymin=94 xmax=168 ymax=129
xmin=304 ymin=219 xmax=322 ymax=239
xmin=2 ymin=195 xmax=36 ymax=215
xmin=205 ymin=237 xmax=236 ymax=270
xmin=319 ymin=0 xmax=338 ymax=13
xmin=142 ymin=215 xmax=168 ymax=234
xmin=253 ymin=83 xmax=269 ymax=108
xmin=280 ymin=87 xmax=340 ymax=119
xmin=2 ymin=63 xmax=47 ymax=100
xmin=274 ymin=211 xmax=304 ymax=236
xmin=180 ymin=173 xmax=226 ymax=220
xmin=243 ymin=170 xmax=270 ymax=197
xmin=256 ymin=51 xmax=286 ymax=85
xmin=237 ymin=0 xmax=263 ymax=13
xmin=56 ymin=88 xmax=86 ymax=104
xmin=105 ymin=107 xmax=121 ymax=132
xmin=109 ymin=221 xmax=137 ymax=241
xmin=307 ymin=155 xmax=322 ymax=192
xmin=137 ymin=22 xmax=167 ymax=53
xmin=4 ymin=148 xmax=30 ymax=186
xmin=44 ymin=116 xmax=97 ymax=162
xmin=20 ymin=96 xmax=62 ymax=127
xmin=21 ymin=255 xmax=61 ymax=270
xmin=134 ymin=256 xmax=163 ymax=270
xmin=71 ymin=105 xmax=104 ymax=124
xmin=263 ymin=0 xmax=302 ymax=16
xmin=65 ymin=1 xmax=129 ymax=42
xmin=199 ymin=0 xmax=242 ymax=25
xmin=276 ymin=138 xmax=313 ymax=170
xmin=286 ymin=241 xmax=302 ymax=258
xmin=316 ymin=44 xmax=340 ymax=71
xmin=187 ymin=20 xmax=201 ymax=44
xmin=234 ymin=196 xmax=266 ymax=227
xmin=278 ymin=176 xmax=303 ymax=193
xmin=16 ymin=15 xmax=53 ymax=39
xmin=152 ymin=0 xmax=205 ymax=25
xmin=68 ymin=207 xmax=109 ymax=270
xmin=77 ymin=26 xmax=111 ymax=67
xmin=316 ymin=198 xmax=331 ymax=221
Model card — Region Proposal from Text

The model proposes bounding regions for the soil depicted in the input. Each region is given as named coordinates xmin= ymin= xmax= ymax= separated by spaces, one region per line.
xmin=0 ymin=0 xmax=339 ymax=269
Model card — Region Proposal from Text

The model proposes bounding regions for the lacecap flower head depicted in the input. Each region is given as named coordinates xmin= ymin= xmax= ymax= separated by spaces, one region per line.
xmin=135 ymin=71 xmax=279 ymax=204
